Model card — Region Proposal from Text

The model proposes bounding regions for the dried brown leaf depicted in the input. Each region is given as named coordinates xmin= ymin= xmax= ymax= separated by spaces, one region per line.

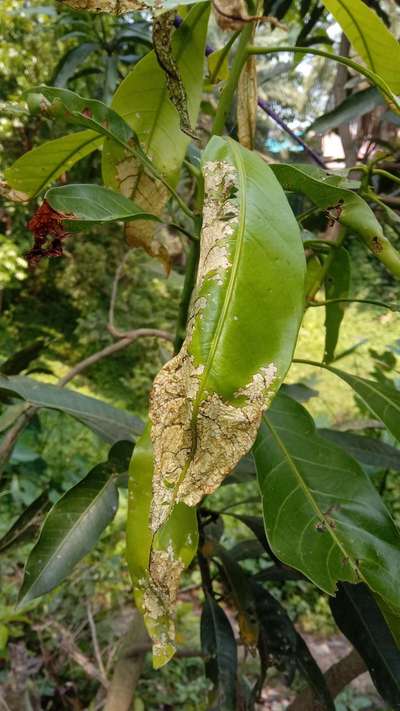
xmin=237 ymin=51 xmax=257 ymax=149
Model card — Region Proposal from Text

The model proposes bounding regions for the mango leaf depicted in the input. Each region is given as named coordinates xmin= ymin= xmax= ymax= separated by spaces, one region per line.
xmin=0 ymin=492 xmax=50 ymax=554
xmin=320 ymin=0 xmax=400 ymax=94
xmin=271 ymin=162 xmax=400 ymax=278
xmin=4 ymin=130 xmax=102 ymax=200
xmin=308 ymin=87 xmax=384 ymax=134
xmin=126 ymin=426 xmax=198 ymax=668
xmin=323 ymin=365 xmax=400 ymax=441
xmin=102 ymin=4 xmax=209 ymax=262
xmin=200 ymin=593 xmax=237 ymax=711
xmin=59 ymin=0 xmax=205 ymax=13
xmin=252 ymin=581 xmax=334 ymax=709
xmin=52 ymin=42 xmax=100 ymax=87
xmin=237 ymin=48 xmax=257 ymax=150
xmin=324 ymin=246 xmax=351 ymax=363
xmin=33 ymin=85 xmax=135 ymax=146
xmin=149 ymin=136 xmax=306 ymax=534
xmin=212 ymin=544 xmax=259 ymax=647
xmin=0 ymin=374 xmax=142 ymax=442
xmin=45 ymin=184 xmax=161 ymax=226
xmin=19 ymin=441 xmax=132 ymax=605
xmin=330 ymin=583 xmax=400 ymax=705
xmin=319 ymin=429 xmax=400 ymax=471
xmin=254 ymin=393 xmax=400 ymax=614
xmin=0 ymin=340 xmax=46 ymax=375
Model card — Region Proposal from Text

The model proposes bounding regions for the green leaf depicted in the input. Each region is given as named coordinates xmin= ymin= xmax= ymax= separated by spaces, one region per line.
xmin=252 ymin=581 xmax=334 ymax=709
xmin=200 ymin=593 xmax=237 ymax=711
xmin=254 ymin=393 xmax=400 ymax=613
xmin=319 ymin=429 xmax=400 ymax=471
xmin=149 ymin=136 xmax=306 ymax=533
xmin=0 ymin=374 xmax=142 ymax=443
xmin=45 ymin=184 xmax=161 ymax=226
xmin=308 ymin=87 xmax=384 ymax=134
xmin=34 ymin=85 xmax=135 ymax=146
xmin=101 ymin=4 xmax=210 ymax=253
xmin=0 ymin=340 xmax=46 ymax=375
xmin=4 ymin=130 xmax=102 ymax=199
xmin=330 ymin=583 xmax=400 ymax=705
xmin=272 ymin=162 xmax=400 ymax=279
xmin=322 ymin=365 xmax=400 ymax=441
xmin=324 ymin=247 xmax=351 ymax=363
xmin=0 ymin=492 xmax=50 ymax=554
xmin=52 ymin=42 xmax=100 ymax=87
xmin=18 ymin=443 xmax=132 ymax=604
xmin=320 ymin=0 xmax=400 ymax=94
xmin=126 ymin=426 xmax=198 ymax=668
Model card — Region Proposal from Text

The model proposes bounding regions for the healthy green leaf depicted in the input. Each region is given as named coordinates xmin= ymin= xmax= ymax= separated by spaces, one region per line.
xmin=45 ymin=184 xmax=161 ymax=226
xmin=319 ymin=429 xmax=400 ymax=471
xmin=52 ymin=42 xmax=99 ymax=87
xmin=200 ymin=593 xmax=237 ymax=711
xmin=126 ymin=426 xmax=198 ymax=668
xmin=252 ymin=581 xmax=334 ymax=709
xmin=254 ymin=394 xmax=400 ymax=612
xmin=322 ymin=365 xmax=400 ymax=441
xmin=4 ymin=130 xmax=103 ymax=199
xmin=271 ymin=162 xmax=400 ymax=278
xmin=308 ymin=87 xmax=384 ymax=134
xmin=19 ymin=441 xmax=132 ymax=604
xmin=0 ymin=374 xmax=142 ymax=443
xmin=320 ymin=0 xmax=400 ymax=93
xmin=324 ymin=246 xmax=351 ymax=363
xmin=0 ymin=492 xmax=50 ymax=554
xmin=330 ymin=583 xmax=400 ymax=705
xmin=149 ymin=136 xmax=306 ymax=533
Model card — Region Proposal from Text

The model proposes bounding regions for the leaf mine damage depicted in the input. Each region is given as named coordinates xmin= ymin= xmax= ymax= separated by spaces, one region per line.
xmin=149 ymin=159 xmax=277 ymax=533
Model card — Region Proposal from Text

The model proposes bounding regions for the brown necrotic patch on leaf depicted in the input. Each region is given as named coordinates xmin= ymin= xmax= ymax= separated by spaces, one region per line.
xmin=116 ymin=156 xmax=171 ymax=273
xmin=149 ymin=159 xmax=277 ymax=533
xmin=56 ymin=0 xmax=145 ymax=14
xmin=26 ymin=201 xmax=73 ymax=267
xmin=153 ymin=10 xmax=197 ymax=140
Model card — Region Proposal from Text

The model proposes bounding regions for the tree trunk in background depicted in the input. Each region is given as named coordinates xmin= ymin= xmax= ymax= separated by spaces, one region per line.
xmin=333 ymin=34 xmax=359 ymax=167
xmin=103 ymin=610 xmax=149 ymax=711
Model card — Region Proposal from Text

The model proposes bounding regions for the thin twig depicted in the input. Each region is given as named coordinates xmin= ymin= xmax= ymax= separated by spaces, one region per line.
xmin=87 ymin=602 xmax=108 ymax=686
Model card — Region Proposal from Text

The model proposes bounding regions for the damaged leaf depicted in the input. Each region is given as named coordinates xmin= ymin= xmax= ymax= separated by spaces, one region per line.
xmin=153 ymin=10 xmax=196 ymax=139
xmin=254 ymin=393 xmax=400 ymax=614
xmin=126 ymin=426 xmax=198 ymax=668
xmin=102 ymin=4 xmax=209 ymax=266
xmin=271 ymin=163 xmax=400 ymax=279
xmin=57 ymin=0 xmax=206 ymax=14
xmin=236 ymin=29 xmax=257 ymax=150
xmin=149 ymin=136 xmax=306 ymax=533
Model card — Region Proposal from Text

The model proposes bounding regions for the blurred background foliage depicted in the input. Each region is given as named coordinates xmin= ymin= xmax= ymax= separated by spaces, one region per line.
xmin=0 ymin=0 xmax=399 ymax=708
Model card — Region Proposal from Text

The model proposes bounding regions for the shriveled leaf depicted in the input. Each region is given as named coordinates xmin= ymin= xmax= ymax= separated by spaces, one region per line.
xmin=237 ymin=36 xmax=257 ymax=150
xmin=254 ymin=393 xmax=400 ymax=613
xmin=102 ymin=4 xmax=209 ymax=265
xmin=320 ymin=0 xmax=400 ymax=93
xmin=200 ymin=593 xmax=237 ymax=711
xmin=324 ymin=246 xmax=351 ymax=363
xmin=252 ymin=581 xmax=334 ymax=709
xmin=149 ymin=136 xmax=305 ymax=533
xmin=19 ymin=442 xmax=132 ymax=604
xmin=323 ymin=365 xmax=400 ymax=441
xmin=45 ymin=184 xmax=161 ymax=226
xmin=58 ymin=0 xmax=205 ymax=13
xmin=4 ymin=130 xmax=102 ymax=200
xmin=0 ymin=374 xmax=142 ymax=442
xmin=272 ymin=162 xmax=400 ymax=278
xmin=330 ymin=583 xmax=400 ymax=705
xmin=0 ymin=493 xmax=50 ymax=554
xmin=126 ymin=426 xmax=198 ymax=668
xmin=308 ymin=87 xmax=384 ymax=134
xmin=319 ymin=429 xmax=400 ymax=471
